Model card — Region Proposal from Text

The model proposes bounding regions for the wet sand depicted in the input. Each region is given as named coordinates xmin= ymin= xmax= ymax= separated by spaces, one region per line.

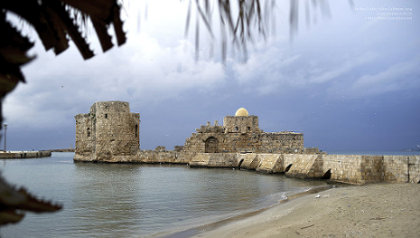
xmin=193 ymin=184 xmax=420 ymax=238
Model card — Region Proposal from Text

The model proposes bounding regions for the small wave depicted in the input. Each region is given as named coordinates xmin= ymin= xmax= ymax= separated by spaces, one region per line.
xmin=159 ymin=185 xmax=333 ymax=238
xmin=56 ymin=160 xmax=73 ymax=164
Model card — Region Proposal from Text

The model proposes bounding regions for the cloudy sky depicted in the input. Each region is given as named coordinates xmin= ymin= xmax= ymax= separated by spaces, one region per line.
xmin=3 ymin=0 xmax=420 ymax=152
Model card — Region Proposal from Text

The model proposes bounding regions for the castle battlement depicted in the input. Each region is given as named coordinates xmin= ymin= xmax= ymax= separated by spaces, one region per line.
xmin=90 ymin=101 xmax=131 ymax=114
xmin=196 ymin=121 xmax=224 ymax=133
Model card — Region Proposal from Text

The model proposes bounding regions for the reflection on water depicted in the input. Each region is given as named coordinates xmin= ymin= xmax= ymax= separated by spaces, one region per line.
xmin=0 ymin=153 xmax=325 ymax=237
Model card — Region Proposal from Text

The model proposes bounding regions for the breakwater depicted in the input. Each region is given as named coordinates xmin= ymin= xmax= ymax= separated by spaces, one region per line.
xmin=74 ymin=151 xmax=420 ymax=185
xmin=0 ymin=150 xmax=51 ymax=159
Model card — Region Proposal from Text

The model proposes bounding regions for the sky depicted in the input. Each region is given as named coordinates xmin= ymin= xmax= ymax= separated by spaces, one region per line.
xmin=2 ymin=0 xmax=420 ymax=152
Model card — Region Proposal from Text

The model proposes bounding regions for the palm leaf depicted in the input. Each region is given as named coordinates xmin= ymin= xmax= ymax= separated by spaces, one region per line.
xmin=186 ymin=0 xmax=338 ymax=61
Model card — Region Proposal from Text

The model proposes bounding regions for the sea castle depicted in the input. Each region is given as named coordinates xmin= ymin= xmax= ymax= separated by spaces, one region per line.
xmin=74 ymin=101 xmax=420 ymax=185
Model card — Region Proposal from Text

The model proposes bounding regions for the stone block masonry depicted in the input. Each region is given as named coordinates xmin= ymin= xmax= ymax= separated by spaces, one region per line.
xmin=384 ymin=155 xmax=420 ymax=183
xmin=189 ymin=153 xmax=239 ymax=168
xmin=183 ymin=108 xmax=305 ymax=154
xmin=97 ymin=151 xmax=418 ymax=185
xmin=187 ymin=153 xmax=420 ymax=185
xmin=237 ymin=153 xmax=260 ymax=170
xmin=74 ymin=103 xmax=419 ymax=185
xmin=254 ymin=154 xmax=283 ymax=173
xmin=283 ymin=154 xmax=324 ymax=179
xmin=74 ymin=101 xmax=140 ymax=162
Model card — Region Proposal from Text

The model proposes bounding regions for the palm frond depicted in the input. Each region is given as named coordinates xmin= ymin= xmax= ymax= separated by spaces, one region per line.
xmin=0 ymin=0 xmax=127 ymax=129
xmin=0 ymin=2 xmax=128 ymax=223
xmin=187 ymin=0 xmax=337 ymax=61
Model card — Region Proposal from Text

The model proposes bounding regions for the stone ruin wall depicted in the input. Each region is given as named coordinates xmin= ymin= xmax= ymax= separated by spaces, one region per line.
xmin=320 ymin=155 xmax=385 ymax=184
xmin=74 ymin=113 xmax=94 ymax=160
xmin=383 ymin=155 xmax=420 ymax=183
xmin=184 ymin=131 xmax=304 ymax=153
xmin=183 ymin=116 xmax=304 ymax=154
xmin=73 ymin=103 xmax=419 ymax=184
xmin=223 ymin=116 xmax=260 ymax=133
xmin=408 ymin=155 xmax=420 ymax=183
xmin=93 ymin=102 xmax=140 ymax=160
xmin=260 ymin=133 xmax=304 ymax=153
xmin=188 ymin=153 xmax=420 ymax=184
xmin=183 ymin=123 xmax=224 ymax=153
xmin=74 ymin=101 xmax=140 ymax=162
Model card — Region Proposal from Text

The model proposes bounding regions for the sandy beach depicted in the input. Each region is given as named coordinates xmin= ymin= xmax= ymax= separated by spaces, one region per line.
xmin=192 ymin=184 xmax=420 ymax=238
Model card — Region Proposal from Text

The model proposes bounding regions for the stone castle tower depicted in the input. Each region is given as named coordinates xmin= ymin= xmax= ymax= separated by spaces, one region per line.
xmin=74 ymin=101 xmax=140 ymax=162
xmin=183 ymin=108 xmax=304 ymax=153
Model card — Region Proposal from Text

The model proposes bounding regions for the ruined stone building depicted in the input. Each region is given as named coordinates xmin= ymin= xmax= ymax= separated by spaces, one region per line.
xmin=74 ymin=101 xmax=140 ymax=161
xmin=72 ymin=102 xmax=420 ymax=185
xmin=183 ymin=108 xmax=304 ymax=153
xmin=74 ymin=103 xmax=304 ymax=162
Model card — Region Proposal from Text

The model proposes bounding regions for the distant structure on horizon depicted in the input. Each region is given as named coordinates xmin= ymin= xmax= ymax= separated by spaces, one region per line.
xmin=183 ymin=107 xmax=305 ymax=153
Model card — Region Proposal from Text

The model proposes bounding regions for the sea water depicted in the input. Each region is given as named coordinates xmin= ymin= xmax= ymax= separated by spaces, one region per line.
xmin=0 ymin=152 xmax=326 ymax=237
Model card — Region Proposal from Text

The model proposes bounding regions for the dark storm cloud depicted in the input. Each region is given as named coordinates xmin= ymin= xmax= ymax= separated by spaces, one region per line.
xmin=2 ymin=0 xmax=420 ymax=152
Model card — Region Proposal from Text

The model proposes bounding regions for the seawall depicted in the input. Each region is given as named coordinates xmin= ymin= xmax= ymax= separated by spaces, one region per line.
xmin=0 ymin=151 xmax=52 ymax=159
xmin=74 ymin=152 xmax=420 ymax=185
xmin=74 ymin=150 xmax=192 ymax=164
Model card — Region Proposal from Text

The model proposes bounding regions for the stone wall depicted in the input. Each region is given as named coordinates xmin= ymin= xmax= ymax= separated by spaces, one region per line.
xmin=320 ymin=155 xmax=384 ymax=185
xmin=408 ymin=156 xmax=420 ymax=183
xmin=137 ymin=150 xmax=191 ymax=164
xmin=74 ymin=113 xmax=94 ymax=160
xmin=360 ymin=155 xmax=385 ymax=183
xmin=253 ymin=154 xmax=282 ymax=173
xmin=184 ymin=129 xmax=304 ymax=154
xmin=74 ymin=101 xmax=140 ymax=162
xmin=260 ymin=133 xmax=304 ymax=153
xmin=73 ymin=149 xmax=420 ymax=184
xmin=189 ymin=153 xmax=239 ymax=168
xmin=223 ymin=116 xmax=260 ymax=133
xmin=183 ymin=113 xmax=304 ymax=154
xmin=383 ymin=156 xmax=409 ymax=183
xmin=283 ymin=154 xmax=324 ymax=179
xmin=186 ymin=153 xmax=420 ymax=184
xmin=383 ymin=155 xmax=420 ymax=183
xmin=237 ymin=153 xmax=259 ymax=170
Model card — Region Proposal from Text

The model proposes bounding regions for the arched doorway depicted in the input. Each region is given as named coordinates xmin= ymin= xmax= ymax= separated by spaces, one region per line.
xmin=322 ymin=169 xmax=332 ymax=179
xmin=238 ymin=159 xmax=244 ymax=169
xmin=285 ymin=164 xmax=293 ymax=173
xmin=205 ymin=137 xmax=218 ymax=153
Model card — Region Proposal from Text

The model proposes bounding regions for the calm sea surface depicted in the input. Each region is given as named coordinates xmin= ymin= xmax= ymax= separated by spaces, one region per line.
xmin=0 ymin=152 xmax=328 ymax=237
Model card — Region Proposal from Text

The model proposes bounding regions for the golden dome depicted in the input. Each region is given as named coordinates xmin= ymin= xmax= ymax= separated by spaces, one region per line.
xmin=235 ymin=107 xmax=249 ymax=116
